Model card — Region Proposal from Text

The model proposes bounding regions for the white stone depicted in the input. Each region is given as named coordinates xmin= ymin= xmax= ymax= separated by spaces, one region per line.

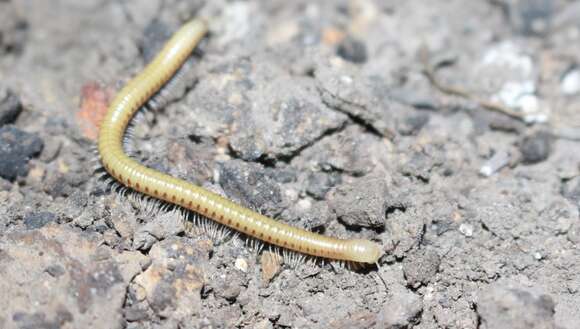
xmin=561 ymin=69 xmax=580 ymax=95
xmin=234 ymin=258 xmax=248 ymax=273
xmin=459 ymin=223 xmax=474 ymax=237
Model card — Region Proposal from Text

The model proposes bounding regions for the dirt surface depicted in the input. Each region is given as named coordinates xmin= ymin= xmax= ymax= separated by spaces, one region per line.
xmin=1 ymin=0 xmax=580 ymax=328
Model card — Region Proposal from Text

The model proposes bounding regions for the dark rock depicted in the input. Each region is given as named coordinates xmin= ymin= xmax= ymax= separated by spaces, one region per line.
xmin=265 ymin=167 xmax=297 ymax=184
xmin=337 ymin=36 xmax=368 ymax=63
xmin=12 ymin=310 xmax=73 ymax=329
xmin=229 ymin=132 xmax=265 ymax=161
xmin=45 ymin=264 xmax=66 ymax=278
xmin=23 ymin=211 xmax=56 ymax=229
xmin=562 ymin=176 xmax=580 ymax=204
xmin=485 ymin=110 xmax=526 ymax=133
xmin=306 ymin=171 xmax=341 ymax=200
xmin=476 ymin=282 xmax=556 ymax=329
xmin=0 ymin=126 xmax=43 ymax=181
xmin=398 ymin=112 xmax=430 ymax=136
xmin=0 ymin=2 xmax=28 ymax=54
xmin=42 ymin=170 xmax=85 ymax=198
xmin=390 ymin=87 xmax=439 ymax=110
xmin=219 ymin=160 xmax=283 ymax=215
xmin=39 ymin=136 xmax=62 ymax=162
xmin=0 ymin=88 xmax=22 ymax=126
xmin=123 ymin=305 xmax=149 ymax=322
xmin=141 ymin=19 xmax=172 ymax=63
xmin=403 ymin=248 xmax=441 ymax=288
xmin=504 ymin=0 xmax=553 ymax=35
xmin=519 ymin=131 xmax=552 ymax=164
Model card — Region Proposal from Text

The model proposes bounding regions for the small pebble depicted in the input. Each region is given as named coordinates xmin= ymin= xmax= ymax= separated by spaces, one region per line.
xmin=480 ymin=151 xmax=510 ymax=177
xmin=519 ymin=131 xmax=552 ymax=164
xmin=23 ymin=211 xmax=56 ymax=229
xmin=0 ymin=88 xmax=22 ymax=126
xmin=235 ymin=258 xmax=248 ymax=273
xmin=561 ymin=69 xmax=580 ymax=95
xmin=336 ymin=36 xmax=367 ymax=63
xmin=305 ymin=171 xmax=340 ymax=200
xmin=260 ymin=252 xmax=282 ymax=286
xmin=398 ymin=113 xmax=430 ymax=136
xmin=562 ymin=176 xmax=580 ymax=203
xmin=507 ymin=0 xmax=553 ymax=35
xmin=459 ymin=223 xmax=474 ymax=237
xmin=45 ymin=264 xmax=65 ymax=277
xmin=0 ymin=126 xmax=43 ymax=181
xmin=567 ymin=222 xmax=580 ymax=244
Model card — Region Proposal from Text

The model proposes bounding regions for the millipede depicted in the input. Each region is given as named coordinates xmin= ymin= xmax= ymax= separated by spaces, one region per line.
xmin=97 ymin=18 xmax=383 ymax=264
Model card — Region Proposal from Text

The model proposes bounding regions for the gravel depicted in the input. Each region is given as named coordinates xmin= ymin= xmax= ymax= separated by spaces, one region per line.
xmin=1 ymin=0 xmax=579 ymax=328
xmin=0 ymin=125 xmax=43 ymax=181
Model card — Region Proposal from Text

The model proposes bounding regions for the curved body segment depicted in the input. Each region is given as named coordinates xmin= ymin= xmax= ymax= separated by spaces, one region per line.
xmin=97 ymin=18 xmax=382 ymax=264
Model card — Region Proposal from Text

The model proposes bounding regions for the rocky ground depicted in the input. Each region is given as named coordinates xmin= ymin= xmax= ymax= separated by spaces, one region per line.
xmin=1 ymin=0 xmax=580 ymax=328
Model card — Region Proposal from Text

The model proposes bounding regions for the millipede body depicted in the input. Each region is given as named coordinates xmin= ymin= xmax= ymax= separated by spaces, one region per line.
xmin=97 ymin=18 xmax=383 ymax=264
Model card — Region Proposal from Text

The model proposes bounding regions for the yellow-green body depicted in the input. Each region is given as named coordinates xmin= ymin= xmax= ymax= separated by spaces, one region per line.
xmin=97 ymin=19 xmax=382 ymax=263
